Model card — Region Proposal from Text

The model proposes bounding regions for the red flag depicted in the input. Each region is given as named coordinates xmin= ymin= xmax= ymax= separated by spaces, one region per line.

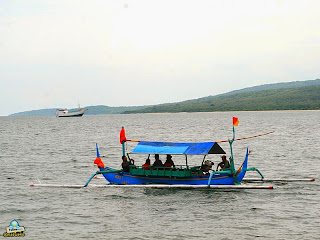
xmin=120 ymin=127 xmax=126 ymax=144
xmin=94 ymin=157 xmax=105 ymax=168
xmin=233 ymin=117 xmax=239 ymax=126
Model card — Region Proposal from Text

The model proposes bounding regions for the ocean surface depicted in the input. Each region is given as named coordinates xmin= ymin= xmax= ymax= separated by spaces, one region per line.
xmin=0 ymin=111 xmax=319 ymax=239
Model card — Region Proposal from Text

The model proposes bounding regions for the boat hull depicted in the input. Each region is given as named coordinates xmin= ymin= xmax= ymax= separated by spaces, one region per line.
xmin=57 ymin=112 xmax=85 ymax=117
xmin=100 ymin=169 xmax=246 ymax=185
xmin=99 ymin=148 xmax=249 ymax=185
xmin=56 ymin=109 xmax=87 ymax=117
xmin=100 ymin=155 xmax=247 ymax=186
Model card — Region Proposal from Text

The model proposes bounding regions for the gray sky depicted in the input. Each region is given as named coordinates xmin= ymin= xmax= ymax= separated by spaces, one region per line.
xmin=1 ymin=0 xmax=320 ymax=116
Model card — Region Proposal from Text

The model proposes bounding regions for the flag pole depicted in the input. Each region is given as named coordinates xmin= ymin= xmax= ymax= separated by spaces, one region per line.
xmin=229 ymin=118 xmax=239 ymax=184
xmin=122 ymin=142 xmax=125 ymax=157
xmin=120 ymin=126 xmax=127 ymax=156
xmin=121 ymin=127 xmax=126 ymax=156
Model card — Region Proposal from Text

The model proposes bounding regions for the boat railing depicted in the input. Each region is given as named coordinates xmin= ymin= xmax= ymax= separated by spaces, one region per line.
xmin=128 ymin=165 xmax=233 ymax=177
xmin=129 ymin=165 xmax=203 ymax=177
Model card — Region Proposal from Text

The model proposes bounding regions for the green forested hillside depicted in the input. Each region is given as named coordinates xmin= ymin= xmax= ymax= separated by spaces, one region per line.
xmin=123 ymin=85 xmax=320 ymax=113
xmin=226 ymin=78 xmax=320 ymax=95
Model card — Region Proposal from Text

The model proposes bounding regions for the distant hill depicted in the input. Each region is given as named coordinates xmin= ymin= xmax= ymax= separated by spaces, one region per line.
xmin=9 ymin=79 xmax=320 ymax=116
xmin=124 ymin=79 xmax=320 ymax=113
xmin=9 ymin=105 xmax=146 ymax=116
xmin=225 ymin=78 xmax=320 ymax=95
xmin=10 ymin=108 xmax=58 ymax=116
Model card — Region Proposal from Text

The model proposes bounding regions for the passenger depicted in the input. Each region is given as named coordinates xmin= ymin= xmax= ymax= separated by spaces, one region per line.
xmin=216 ymin=155 xmax=230 ymax=171
xmin=201 ymin=160 xmax=214 ymax=173
xmin=152 ymin=154 xmax=163 ymax=167
xmin=121 ymin=155 xmax=134 ymax=172
xmin=142 ymin=159 xmax=151 ymax=170
xmin=164 ymin=154 xmax=175 ymax=168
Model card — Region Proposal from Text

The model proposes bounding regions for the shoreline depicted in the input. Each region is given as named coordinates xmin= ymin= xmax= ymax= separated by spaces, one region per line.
xmin=3 ymin=109 xmax=320 ymax=117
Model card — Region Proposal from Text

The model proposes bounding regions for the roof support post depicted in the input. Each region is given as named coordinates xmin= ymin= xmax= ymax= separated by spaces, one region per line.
xmin=201 ymin=155 xmax=207 ymax=167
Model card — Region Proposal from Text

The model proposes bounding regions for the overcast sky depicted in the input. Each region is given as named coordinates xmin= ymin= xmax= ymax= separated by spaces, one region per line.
xmin=1 ymin=0 xmax=319 ymax=116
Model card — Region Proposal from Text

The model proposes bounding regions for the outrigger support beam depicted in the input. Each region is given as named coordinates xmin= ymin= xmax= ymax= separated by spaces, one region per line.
xmin=207 ymin=170 xmax=233 ymax=186
xmin=84 ymin=172 xmax=99 ymax=187
xmin=84 ymin=170 xmax=121 ymax=187
xmin=207 ymin=171 xmax=215 ymax=187
xmin=246 ymin=167 xmax=264 ymax=179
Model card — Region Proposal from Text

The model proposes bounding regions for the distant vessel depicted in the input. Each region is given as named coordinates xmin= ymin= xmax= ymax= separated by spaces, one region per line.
xmin=56 ymin=104 xmax=88 ymax=117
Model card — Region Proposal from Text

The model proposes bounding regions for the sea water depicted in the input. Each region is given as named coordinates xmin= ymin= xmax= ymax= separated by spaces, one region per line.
xmin=0 ymin=111 xmax=319 ymax=239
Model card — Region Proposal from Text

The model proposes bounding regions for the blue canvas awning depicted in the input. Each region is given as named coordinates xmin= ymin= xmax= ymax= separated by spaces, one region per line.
xmin=130 ymin=141 xmax=225 ymax=155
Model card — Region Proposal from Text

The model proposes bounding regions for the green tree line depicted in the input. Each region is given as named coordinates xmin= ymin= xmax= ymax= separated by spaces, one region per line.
xmin=124 ymin=85 xmax=320 ymax=113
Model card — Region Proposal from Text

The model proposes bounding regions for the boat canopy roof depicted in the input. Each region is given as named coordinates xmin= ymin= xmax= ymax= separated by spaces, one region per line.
xmin=130 ymin=141 xmax=226 ymax=155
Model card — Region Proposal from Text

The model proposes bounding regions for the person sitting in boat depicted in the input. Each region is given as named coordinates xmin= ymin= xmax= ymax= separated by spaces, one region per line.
xmin=201 ymin=160 xmax=214 ymax=173
xmin=164 ymin=154 xmax=175 ymax=168
xmin=121 ymin=155 xmax=134 ymax=172
xmin=142 ymin=159 xmax=151 ymax=170
xmin=216 ymin=155 xmax=230 ymax=171
xmin=153 ymin=154 xmax=164 ymax=167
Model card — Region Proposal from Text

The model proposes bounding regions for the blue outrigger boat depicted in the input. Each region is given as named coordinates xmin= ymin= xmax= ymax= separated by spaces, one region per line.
xmin=84 ymin=118 xmax=270 ymax=187
xmin=95 ymin=142 xmax=249 ymax=186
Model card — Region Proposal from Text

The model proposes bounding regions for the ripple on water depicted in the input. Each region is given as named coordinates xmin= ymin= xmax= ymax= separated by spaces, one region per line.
xmin=0 ymin=112 xmax=319 ymax=239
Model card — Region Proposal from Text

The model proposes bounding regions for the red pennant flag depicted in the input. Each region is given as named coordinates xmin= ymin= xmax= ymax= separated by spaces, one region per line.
xmin=233 ymin=117 xmax=239 ymax=126
xmin=120 ymin=127 xmax=127 ymax=144
xmin=94 ymin=157 xmax=105 ymax=168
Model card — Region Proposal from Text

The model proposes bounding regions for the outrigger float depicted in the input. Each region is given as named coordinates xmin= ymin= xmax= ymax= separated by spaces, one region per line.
xmin=83 ymin=117 xmax=280 ymax=189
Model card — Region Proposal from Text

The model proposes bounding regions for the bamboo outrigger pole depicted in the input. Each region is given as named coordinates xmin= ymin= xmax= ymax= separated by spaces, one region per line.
xmin=31 ymin=184 xmax=274 ymax=189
